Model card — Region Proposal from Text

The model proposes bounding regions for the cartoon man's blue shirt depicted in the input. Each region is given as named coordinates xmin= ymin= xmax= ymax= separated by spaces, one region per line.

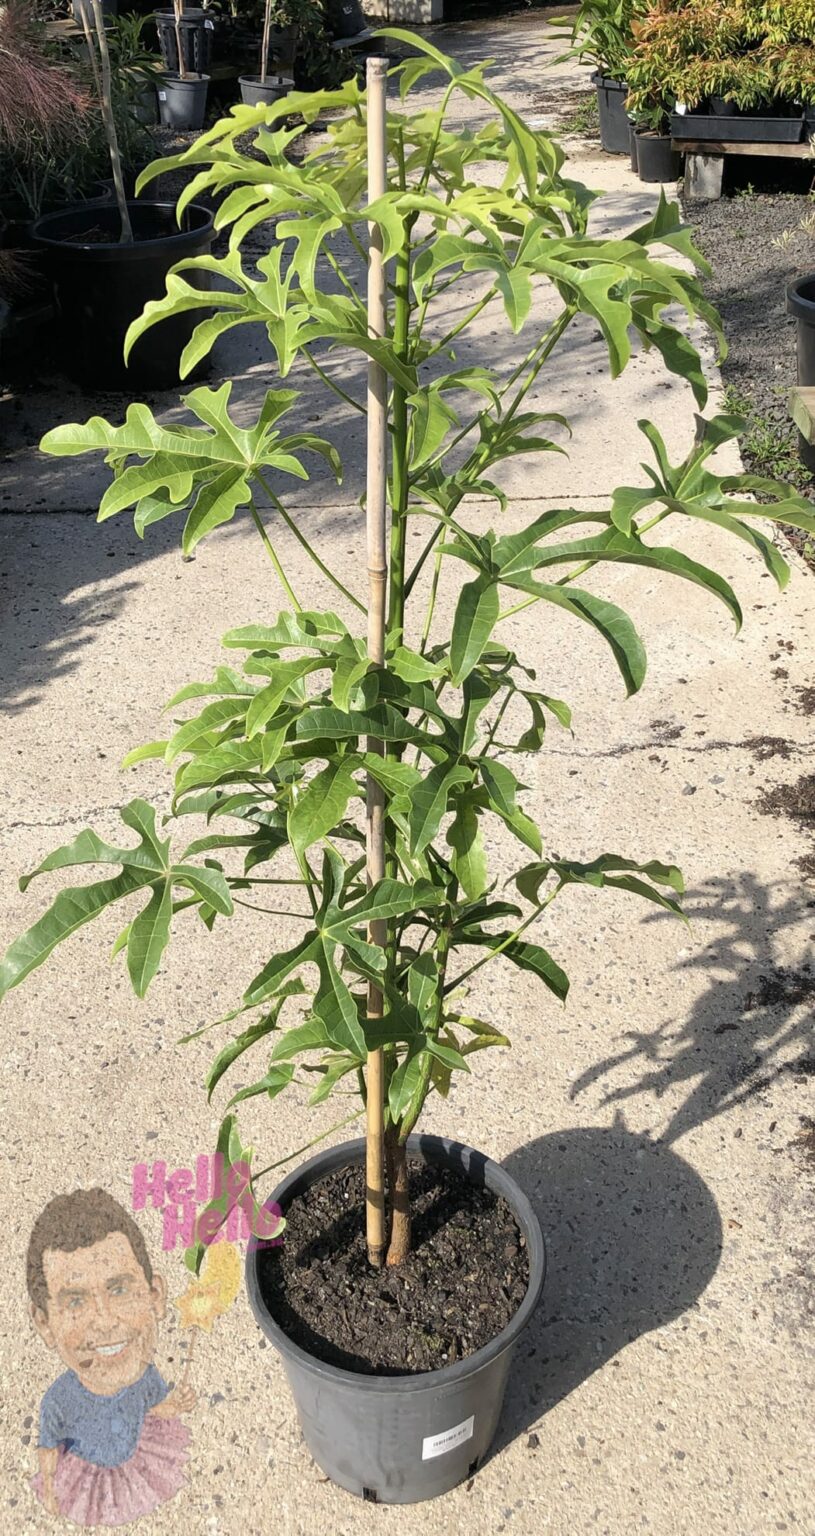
xmin=38 ymin=1365 xmax=169 ymax=1468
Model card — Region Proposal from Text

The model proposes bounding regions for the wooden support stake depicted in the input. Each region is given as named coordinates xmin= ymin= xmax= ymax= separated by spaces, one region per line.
xmin=364 ymin=54 xmax=389 ymax=1270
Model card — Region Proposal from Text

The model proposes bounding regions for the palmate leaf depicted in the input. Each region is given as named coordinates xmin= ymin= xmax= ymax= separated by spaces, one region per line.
xmin=514 ymin=853 xmax=685 ymax=918
xmin=610 ymin=416 xmax=815 ymax=564
xmin=0 ymin=799 xmax=235 ymax=1001
xmin=39 ymin=382 xmax=341 ymax=549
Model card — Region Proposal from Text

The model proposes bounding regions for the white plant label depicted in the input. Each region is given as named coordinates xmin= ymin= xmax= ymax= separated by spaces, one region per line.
xmin=421 ymin=1415 xmax=474 ymax=1460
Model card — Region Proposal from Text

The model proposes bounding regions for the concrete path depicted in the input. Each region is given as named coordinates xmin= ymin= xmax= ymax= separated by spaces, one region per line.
xmin=1 ymin=15 xmax=813 ymax=1536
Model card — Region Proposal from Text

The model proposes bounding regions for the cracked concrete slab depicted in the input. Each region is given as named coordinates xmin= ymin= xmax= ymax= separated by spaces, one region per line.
xmin=0 ymin=14 xmax=812 ymax=1536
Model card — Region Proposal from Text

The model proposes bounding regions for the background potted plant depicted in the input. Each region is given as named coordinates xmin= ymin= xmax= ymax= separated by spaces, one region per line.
xmin=239 ymin=0 xmax=293 ymax=105
xmin=631 ymin=0 xmax=808 ymax=144
xmin=154 ymin=0 xmax=211 ymax=128
xmin=624 ymin=58 xmax=683 ymax=180
xmin=3 ymin=26 xmax=814 ymax=1505
xmin=627 ymin=100 xmax=682 ymax=181
xmin=31 ymin=0 xmax=214 ymax=387
xmin=553 ymin=0 xmax=644 ymax=154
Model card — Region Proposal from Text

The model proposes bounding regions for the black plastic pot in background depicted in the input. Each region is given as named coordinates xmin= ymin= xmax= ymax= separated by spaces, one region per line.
xmin=0 ymin=185 xmax=112 ymax=304
xmin=787 ymin=275 xmax=815 ymax=472
xmin=246 ymin=1133 xmax=546 ymax=1505
xmin=239 ymin=74 xmax=293 ymax=107
xmin=325 ymin=0 xmax=367 ymax=39
xmin=154 ymin=8 xmax=213 ymax=75
xmin=31 ymin=200 xmax=214 ymax=389
xmin=709 ymin=95 xmax=740 ymax=117
xmin=635 ymin=130 xmax=683 ymax=182
xmin=157 ymin=73 xmax=209 ymax=129
xmin=670 ymin=110 xmax=804 ymax=144
xmin=592 ymin=73 xmax=629 ymax=154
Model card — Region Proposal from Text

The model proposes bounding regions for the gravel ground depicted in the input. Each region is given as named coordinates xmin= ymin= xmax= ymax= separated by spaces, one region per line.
xmin=688 ymin=188 xmax=815 ymax=563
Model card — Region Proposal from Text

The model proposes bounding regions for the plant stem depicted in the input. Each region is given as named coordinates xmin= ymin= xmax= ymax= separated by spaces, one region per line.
xmin=260 ymin=0 xmax=272 ymax=86
xmin=443 ymin=893 xmax=558 ymax=994
xmin=384 ymin=1126 xmax=410 ymax=1266
xmin=255 ymin=471 xmax=365 ymax=612
xmin=89 ymin=0 xmax=133 ymax=244
xmin=173 ymin=0 xmax=188 ymax=83
xmin=249 ymin=500 xmax=301 ymax=610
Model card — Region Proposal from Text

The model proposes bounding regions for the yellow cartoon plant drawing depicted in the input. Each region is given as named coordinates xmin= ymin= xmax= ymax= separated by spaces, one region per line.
xmin=27 ymin=1188 xmax=196 ymax=1526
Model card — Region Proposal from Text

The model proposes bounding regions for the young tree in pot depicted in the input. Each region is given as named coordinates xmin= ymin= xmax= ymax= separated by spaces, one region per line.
xmin=31 ymin=0 xmax=214 ymax=388
xmin=3 ymin=28 xmax=815 ymax=1500
xmin=239 ymin=0 xmax=293 ymax=106
xmin=156 ymin=0 xmax=210 ymax=129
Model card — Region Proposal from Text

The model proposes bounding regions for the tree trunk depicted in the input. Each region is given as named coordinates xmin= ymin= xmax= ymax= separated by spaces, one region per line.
xmin=385 ymin=1128 xmax=411 ymax=1266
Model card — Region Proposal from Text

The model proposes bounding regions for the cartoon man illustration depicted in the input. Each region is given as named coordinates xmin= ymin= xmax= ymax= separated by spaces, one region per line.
xmin=27 ymin=1188 xmax=195 ymax=1526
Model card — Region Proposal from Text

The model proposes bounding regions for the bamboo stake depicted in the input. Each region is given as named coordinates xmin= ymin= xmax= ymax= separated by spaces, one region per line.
xmin=89 ymin=0 xmax=133 ymax=244
xmin=364 ymin=55 xmax=389 ymax=1270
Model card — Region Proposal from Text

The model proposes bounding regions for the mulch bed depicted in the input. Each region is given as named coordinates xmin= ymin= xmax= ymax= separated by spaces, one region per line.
xmin=256 ymin=1158 xmax=530 ymax=1376
xmin=687 ymin=185 xmax=815 ymax=567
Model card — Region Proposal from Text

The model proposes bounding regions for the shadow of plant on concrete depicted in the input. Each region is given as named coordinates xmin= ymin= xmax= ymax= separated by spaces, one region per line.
xmin=568 ymin=873 xmax=815 ymax=1145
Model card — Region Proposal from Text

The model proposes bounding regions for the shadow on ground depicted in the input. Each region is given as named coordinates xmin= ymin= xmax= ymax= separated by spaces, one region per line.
xmin=570 ymin=874 xmax=815 ymax=1143
xmin=493 ymin=1126 xmax=721 ymax=1451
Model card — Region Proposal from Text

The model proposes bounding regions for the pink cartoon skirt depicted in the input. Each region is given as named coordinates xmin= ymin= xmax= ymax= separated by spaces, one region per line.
xmin=32 ymin=1415 xmax=191 ymax=1527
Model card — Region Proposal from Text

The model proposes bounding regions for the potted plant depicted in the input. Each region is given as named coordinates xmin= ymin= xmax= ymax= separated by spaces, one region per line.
xmin=630 ymin=0 xmax=807 ymax=145
xmin=154 ymin=0 xmax=211 ymax=128
xmin=624 ymin=62 xmax=683 ymax=182
xmin=3 ymin=27 xmax=814 ymax=1503
xmin=31 ymin=0 xmax=214 ymax=388
xmin=239 ymin=0 xmax=293 ymax=105
xmin=108 ymin=11 xmax=165 ymax=126
xmin=553 ymin=0 xmax=644 ymax=154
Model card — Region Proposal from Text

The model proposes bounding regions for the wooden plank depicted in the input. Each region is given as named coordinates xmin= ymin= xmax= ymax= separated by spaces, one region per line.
xmin=672 ymin=138 xmax=813 ymax=159
xmin=789 ymin=387 xmax=815 ymax=445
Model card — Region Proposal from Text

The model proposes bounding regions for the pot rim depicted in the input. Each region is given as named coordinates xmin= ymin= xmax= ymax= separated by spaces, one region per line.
xmin=30 ymin=200 xmax=214 ymax=255
xmin=787 ymin=274 xmax=815 ymax=319
xmin=239 ymin=74 xmax=294 ymax=86
xmin=245 ymin=1131 xmax=546 ymax=1395
xmin=160 ymin=73 xmax=210 ymax=86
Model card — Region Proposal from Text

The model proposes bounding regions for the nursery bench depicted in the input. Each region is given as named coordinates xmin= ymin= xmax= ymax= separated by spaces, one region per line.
xmin=329 ymin=28 xmax=380 ymax=52
xmin=678 ymin=139 xmax=815 ymax=200
xmin=788 ymin=386 xmax=815 ymax=444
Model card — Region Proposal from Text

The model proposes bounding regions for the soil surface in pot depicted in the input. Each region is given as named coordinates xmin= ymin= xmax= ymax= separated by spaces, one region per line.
xmin=256 ymin=1158 xmax=530 ymax=1374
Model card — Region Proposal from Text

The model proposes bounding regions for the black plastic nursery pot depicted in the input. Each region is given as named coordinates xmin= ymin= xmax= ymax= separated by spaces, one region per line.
xmin=635 ymin=130 xmax=683 ymax=183
xmin=157 ymin=73 xmax=210 ymax=130
xmin=592 ymin=72 xmax=629 ymax=155
xmin=239 ymin=74 xmax=293 ymax=107
xmin=31 ymin=200 xmax=214 ymax=389
xmin=787 ymin=274 xmax=815 ymax=472
xmin=246 ymin=1133 xmax=546 ymax=1505
xmin=154 ymin=8 xmax=213 ymax=75
xmin=670 ymin=110 xmax=803 ymax=144
xmin=325 ymin=0 xmax=367 ymax=39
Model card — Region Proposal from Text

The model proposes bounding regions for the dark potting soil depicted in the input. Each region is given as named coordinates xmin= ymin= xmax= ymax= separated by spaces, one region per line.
xmin=256 ymin=1159 xmax=530 ymax=1375
xmin=687 ymin=188 xmax=815 ymax=567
